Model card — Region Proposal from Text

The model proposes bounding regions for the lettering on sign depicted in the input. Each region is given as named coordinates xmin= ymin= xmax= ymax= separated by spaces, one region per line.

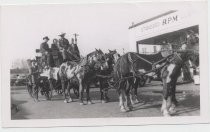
xmin=162 ymin=15 xmax=178 ymax=25
xmin=140 ymin=15 xmax=179 ymax=33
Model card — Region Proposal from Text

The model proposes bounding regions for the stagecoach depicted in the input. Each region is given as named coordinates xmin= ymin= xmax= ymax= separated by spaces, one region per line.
xmin=26 ymin=48 xmax=79 ymax=100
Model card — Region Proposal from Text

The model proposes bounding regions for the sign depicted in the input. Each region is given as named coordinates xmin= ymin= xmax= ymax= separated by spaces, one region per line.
xmin=140 ymin=13 xmax=179 ymax=34
xmin=128 ymin=10 xmax=199 ymax=52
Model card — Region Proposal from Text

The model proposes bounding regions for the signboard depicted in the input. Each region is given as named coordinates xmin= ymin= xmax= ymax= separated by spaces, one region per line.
xmin=129 ymin=10 xmax=200 ymax=52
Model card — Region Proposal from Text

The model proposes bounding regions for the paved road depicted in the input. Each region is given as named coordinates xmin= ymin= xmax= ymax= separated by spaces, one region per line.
xmin=11 ymin=81 xmax=200 ymax=119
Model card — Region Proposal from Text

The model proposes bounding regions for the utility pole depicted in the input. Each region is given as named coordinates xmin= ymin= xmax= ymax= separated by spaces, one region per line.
xmin=73 ymin=33 xmax=79 ymax=44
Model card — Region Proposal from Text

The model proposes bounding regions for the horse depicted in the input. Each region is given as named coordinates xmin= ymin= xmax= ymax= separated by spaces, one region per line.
xmin=113 ymin=30 xmax=199 ymax=115
xmin=160 ymin=31 xmax=199 ymax=116
xmin=58 ymin=49 xmax=109 ymax=104
xmin=97 ymin=49 xmax=121 ymax=103
xmin=113 ymin=52 xmax=148 ymax=112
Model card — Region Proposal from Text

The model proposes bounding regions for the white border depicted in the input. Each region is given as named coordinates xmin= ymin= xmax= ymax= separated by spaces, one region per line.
xmin=1 ymin=1 xmax=210 ymax=128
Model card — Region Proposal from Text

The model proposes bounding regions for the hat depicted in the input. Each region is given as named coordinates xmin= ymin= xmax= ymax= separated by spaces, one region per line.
xmin=43 ymin=36 xmax=49 ymax=40
xmin=58 ymin=33 xmax=66 ymax=37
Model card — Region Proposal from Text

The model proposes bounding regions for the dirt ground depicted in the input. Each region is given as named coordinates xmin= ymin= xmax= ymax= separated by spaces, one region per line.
xmin=11 ymin=81 xmax=200 ymax=119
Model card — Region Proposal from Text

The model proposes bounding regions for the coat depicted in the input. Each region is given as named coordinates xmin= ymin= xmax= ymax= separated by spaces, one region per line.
xmin=59 ymin=38 xmax=70 ymax=49
xmin=40 ymin=42 xmax=50 ymax=54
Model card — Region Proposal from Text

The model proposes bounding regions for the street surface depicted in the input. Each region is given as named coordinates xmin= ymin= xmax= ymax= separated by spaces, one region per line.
xmin=11 ymin=81 xmax=200 ymax=119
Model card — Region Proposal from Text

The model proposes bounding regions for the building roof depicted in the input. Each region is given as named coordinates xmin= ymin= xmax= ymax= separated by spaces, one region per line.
xmin=129 ymin=10 xmax=177 ymax=29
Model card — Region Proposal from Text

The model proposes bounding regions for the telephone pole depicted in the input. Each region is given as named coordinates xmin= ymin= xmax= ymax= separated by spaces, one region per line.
xmin=73 ymin=33 xmax=79 ymax=44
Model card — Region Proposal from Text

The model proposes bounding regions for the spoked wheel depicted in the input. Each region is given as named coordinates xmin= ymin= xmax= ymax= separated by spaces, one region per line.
xmin=39 ymin=76 xmax=52 ymax=100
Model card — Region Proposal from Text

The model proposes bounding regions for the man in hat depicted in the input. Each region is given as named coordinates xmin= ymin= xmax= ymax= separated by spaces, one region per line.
xmin=27 ymin=59 xmax=40 ymax=102
xmin=58 ymin=33 xmax=71 ymax=62
xmin=40 ymin=36 xmax=54 ymax=67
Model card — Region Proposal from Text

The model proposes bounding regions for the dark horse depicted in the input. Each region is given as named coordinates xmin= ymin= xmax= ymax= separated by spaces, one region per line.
xmin=113 ymin=52 xmax=147 ymax=112
xmin=98 ymin=49 xmax=121 ymax=103
xmin=113 ymin=31 xmax=199 ymax=115
xmin=58 ymin=49 xmax=108 ymax=104
xmin=160 ymin=49 xmax=199 ymax=116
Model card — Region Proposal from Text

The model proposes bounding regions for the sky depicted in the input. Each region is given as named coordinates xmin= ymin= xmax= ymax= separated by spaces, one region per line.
xmin=1 ymin=2 xmax=200 ymax=61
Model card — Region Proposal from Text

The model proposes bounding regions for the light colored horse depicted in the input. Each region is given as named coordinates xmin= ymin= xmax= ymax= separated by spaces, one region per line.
xmin=59 ymin=49 xmax=109 ymax=104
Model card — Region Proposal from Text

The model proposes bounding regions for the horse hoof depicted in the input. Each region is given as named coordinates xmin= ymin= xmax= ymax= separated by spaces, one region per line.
xmin=163 ymin=110 xmax=171 ymax=117
xmin=128 ymin=106 xmax=133 ymax=111
xmin=34 ymin=99 xmax=40 ymax=102
xmin=101 ymin=100 xmax=107 ymax=104
xmin=169 ymin=108 xmax=176 ymax=115
xmin=64 ymin=100 xmax=68 ymax=103
xmin=163 ymin=113 xmax=171 ymax=117
xmin=120 ymin=108 xmax=127 ymax=112
xmin=135 ymin=100 xmax=140 ymax=104
xmin=68 ymin=99 xmax=73 ymax=103
xmin=80 ymin=102 xmax=85 ymax=105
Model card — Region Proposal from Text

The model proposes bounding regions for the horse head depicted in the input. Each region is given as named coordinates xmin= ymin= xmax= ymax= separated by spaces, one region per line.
xmin=105 ymin=50 xmax=120 ymax=69
xmin=87 ymin=49 xmax=108 ymax=71
xmin=185 ymin=30 xmax=199 ymax=49
xmin=177 ymin=30 xmax=199 ymax=67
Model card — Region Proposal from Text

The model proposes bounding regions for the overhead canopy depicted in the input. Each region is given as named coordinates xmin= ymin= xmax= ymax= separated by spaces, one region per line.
xmin=137 ymin=25 xmax=199 ymax=45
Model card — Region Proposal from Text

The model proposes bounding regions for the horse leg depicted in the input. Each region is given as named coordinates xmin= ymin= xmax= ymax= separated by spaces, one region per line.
xmin=119 ymin=90 xmax=126 ymax=112
xmin=104 ymin=88 xmax=109 ymax=103
xmin=171 ymin=78 xmax=178 ymax=106
xmin=86 ymin=84 xmax=91 ymax=104
xmin=133 ymin=77 xmax=140 ymax=104
xmin=104 ymin=80 xmax=110 ymax=102
xmin=161 ymin=82 xmax=172 ymax=116
xmin=126 ymin=90 xmax=133 ymax=111
xmin=161 ymin=65 xmax=175 ymax=117
xmin=49 ymin=79 xmax=54 ymax=100
xmin=78 ymin=78 xmax=84 ymax=105
xmin=169 ymin=79 xmax=178 ymax=114
xmin=33 ymin=84 xmax=39 ymax=102
xmin=118 ymin=81 xmax=126 ymax=112
xmin=61 ymin=78 xmax=67 ymax=103
xmin=126 ymin=80 xmax=133 ymax=111
xmin=99 ymin=79 xmax=105 ymax=103
xmin=67 ymin=81 xmax=73 ymax=103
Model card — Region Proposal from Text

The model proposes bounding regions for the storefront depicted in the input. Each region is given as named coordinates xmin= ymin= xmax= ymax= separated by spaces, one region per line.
xmin=128 ymin=10 xmax=200 ymax=83
xmin=128 ymin=10 xmax=199 ymax=54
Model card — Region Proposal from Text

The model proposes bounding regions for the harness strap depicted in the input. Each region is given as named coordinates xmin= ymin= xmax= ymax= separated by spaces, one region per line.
xmin=135 ymin=53 xmax=153 ymax=65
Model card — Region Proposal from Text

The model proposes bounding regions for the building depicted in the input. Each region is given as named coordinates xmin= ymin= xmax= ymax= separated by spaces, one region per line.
xmin=128 ymin=10 xmax=201 ymax=82
xmin=128 ymin=10 xmax=199 ymax=54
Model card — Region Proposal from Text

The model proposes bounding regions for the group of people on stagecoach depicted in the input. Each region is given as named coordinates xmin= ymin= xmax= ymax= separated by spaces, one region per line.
xmin=40 ymin=33 xmax=81 ymax=68
xmin=27 ymin=32 xmax=81 ymax=102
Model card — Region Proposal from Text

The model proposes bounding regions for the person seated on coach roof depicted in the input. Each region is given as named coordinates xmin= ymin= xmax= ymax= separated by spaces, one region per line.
xmin=40 ymin=36 xmax=54 ymax=67
xmin=58 ymin=33 xmax=71 ymax=62
xmin=51 ymin=39 xmax=59 ymax=50
xmin=51 ymin=39 xmax=62 ymax=66
xmin=40 ymin=36 xmax=50 ymax=66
